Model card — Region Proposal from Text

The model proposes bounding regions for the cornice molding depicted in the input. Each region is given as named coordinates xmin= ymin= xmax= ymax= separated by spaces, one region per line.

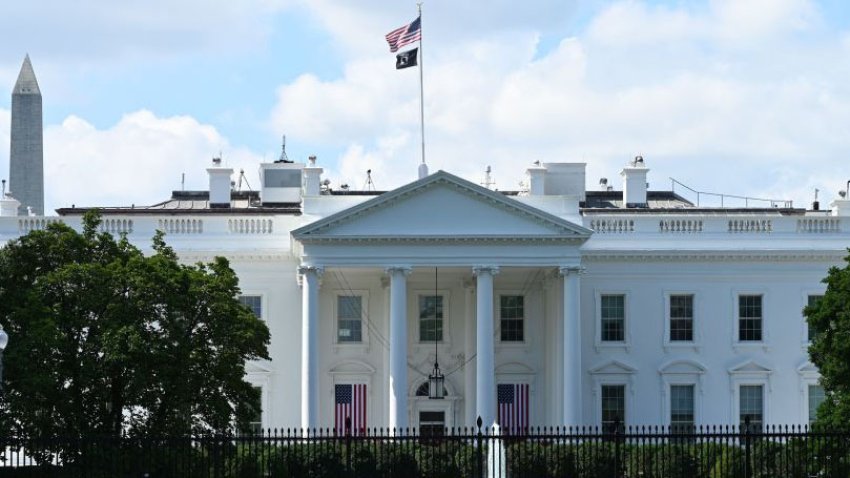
xmin=177 ymin=252 xmax=294 ymax=263
xmin=582 ymin=250 xmax=845 ymax=262
xmin=297 ymin=235 xmax=586 ymax=245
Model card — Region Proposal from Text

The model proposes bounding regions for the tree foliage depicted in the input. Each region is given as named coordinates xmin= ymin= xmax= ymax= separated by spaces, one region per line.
xmin=0 ymin=211 xmax=270 ymax=438
xmin=806 ymin=250 xmax=850 ymax=427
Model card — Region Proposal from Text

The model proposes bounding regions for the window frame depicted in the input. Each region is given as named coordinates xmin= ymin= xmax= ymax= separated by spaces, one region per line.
xmin=595 ymin=291 xmax=630 ymax=350
xmin=807 ymin=384 xmax=825 ymax=425
xmin=333 ymin=290 xmax=369 ymax=347
xmin=414 ymin=289 xmax=451 ymax=346
xmin=663 ymin=291 xmax=699 ymax=350
xmin=238 ymin=294 xmax=264 ymax=320
xmin=732 ymin=290 xmax=769 ymax=350
xmin=729 ymin=364 xmax=771 ymax=427
xmin=669 ymin=383 xmax=696 ymax=433
xmin=659 ymin=359 xmax=705 ymax=430
xmin=599 ymin=383 xmax=627 ymax=430
xmin=497 ymin=293 xmax=526 ymax=344
xmin=737 ymin=384 xmax=765 ymax=431
xmin=802 ymin=290 xmax=825 ymax=348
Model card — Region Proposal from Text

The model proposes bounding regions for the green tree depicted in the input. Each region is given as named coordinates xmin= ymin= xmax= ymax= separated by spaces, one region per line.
xmin=807 ymin=250 xmax=850 ymax=427
xmin=0 ymin=211 xmax=270 ymax=438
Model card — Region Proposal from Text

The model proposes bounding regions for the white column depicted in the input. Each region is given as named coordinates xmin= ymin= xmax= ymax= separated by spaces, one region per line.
xmin=463 ymin=279 xmax=477 ymax=426
xmin=299 ymin=265 xmax=323 ymax=430
xmin=474 ymin=265 xmax=499 ymax=428
xmin=387 ymin=266 xmax=411 ymax=431
xmin=560 ymin=266 xmax=582 ymax=426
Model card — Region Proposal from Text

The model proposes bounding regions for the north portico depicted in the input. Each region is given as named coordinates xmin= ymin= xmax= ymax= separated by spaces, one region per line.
xmin=292 ymin=171 xmax=591 ymax=430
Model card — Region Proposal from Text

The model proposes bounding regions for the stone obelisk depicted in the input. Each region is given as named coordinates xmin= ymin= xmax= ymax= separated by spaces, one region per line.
xmin=9 ymin=55 xmax=44 ymax=216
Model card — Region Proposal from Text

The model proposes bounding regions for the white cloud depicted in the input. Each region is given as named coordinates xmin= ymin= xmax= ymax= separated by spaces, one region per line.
xmin=268 ymin=0 xmax=850 ymax=207
xmin=42 ymin=111 xmax=263 ymax=212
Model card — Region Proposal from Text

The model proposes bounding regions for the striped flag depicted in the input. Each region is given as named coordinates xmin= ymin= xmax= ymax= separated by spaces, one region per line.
xmin=497 ymin=383 xmax=530 ymax=434
xmin=385 ymin=16 xmax=421 ymax=53
xmin=335 ymin=384 xmax=367 ymax=435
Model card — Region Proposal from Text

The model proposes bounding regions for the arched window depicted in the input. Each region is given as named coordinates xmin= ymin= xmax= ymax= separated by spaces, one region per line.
xmin=416 ymin=381 xmax=448 ymax=397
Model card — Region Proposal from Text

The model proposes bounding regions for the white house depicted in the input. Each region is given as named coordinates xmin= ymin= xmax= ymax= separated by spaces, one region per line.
xmin=1 ymin=155 xmax=845 ymax=433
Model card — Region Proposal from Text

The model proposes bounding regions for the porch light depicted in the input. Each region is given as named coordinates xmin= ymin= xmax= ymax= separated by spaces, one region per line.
xmin=429 ymin=267 xmax=445 ymax=400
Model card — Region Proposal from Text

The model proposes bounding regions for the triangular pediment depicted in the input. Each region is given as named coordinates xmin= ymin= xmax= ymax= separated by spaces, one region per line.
xmin=589 ymin=360 xmax=637 ymax=375
xmin=293 ymin=171 xmax=591 ymax=243
xmin=728 ymin=360 xmax=772 ymax=375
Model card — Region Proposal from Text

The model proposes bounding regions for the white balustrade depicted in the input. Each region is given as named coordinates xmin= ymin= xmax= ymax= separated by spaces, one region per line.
xmin=157 ymin=218 xmax=203 ymax=234
xmin=228 ymin=218 xmax=273 ymax=234
xmin=797 ymin=218 xmax=840 ymax=233
xmin=728 ymin=219 xmax=772 ymax=233
xmin=589 ymin=218 xmax=634 ymax=233
xmin=659 ymin=219 xmax=703 ymax=233
xmin=18 ymin=218 xmax=62 ymax=233
xmin=99 ymin=218 xmax=133 ymax=235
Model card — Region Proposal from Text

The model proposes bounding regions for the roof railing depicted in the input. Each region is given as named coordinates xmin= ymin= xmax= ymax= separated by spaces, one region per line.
xmin=670 ymin=177 xmax=793 ymax=208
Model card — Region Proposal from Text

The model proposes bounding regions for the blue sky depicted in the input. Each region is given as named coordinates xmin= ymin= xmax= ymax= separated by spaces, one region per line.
xmin=1 ymin=0 xmax=849 ymax=212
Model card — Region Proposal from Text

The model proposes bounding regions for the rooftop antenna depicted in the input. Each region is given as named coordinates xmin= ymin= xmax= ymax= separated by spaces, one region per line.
xmin=363 ymin=169 xmax=376 ymax=191
xmin=481 ymin=165 xmax=495 ymax=190
xmin=1 ymin=179 xmax=5 ymax=196
xmin=237 ymin=169 xmax=253 ymax=192
xmin=278 ymin=135 xmax=292 ymax=163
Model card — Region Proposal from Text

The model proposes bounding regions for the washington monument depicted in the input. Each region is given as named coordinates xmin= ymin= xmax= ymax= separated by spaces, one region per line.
xmin=9 ymin=55 xmax=44 ymax=216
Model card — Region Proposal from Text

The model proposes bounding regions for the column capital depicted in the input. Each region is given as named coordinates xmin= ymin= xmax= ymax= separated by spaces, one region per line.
xmin=385 ymin=266 xmax=412 ymax=276
xmin=472 ymin=265 xmax=500 ymax=277
xmin=558 ymin=265 xmax=585 ymax=276
xmin=297 ymin=265 xmax=324 ymax=277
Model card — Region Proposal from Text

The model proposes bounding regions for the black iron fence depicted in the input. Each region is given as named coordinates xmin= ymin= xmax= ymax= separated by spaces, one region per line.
xmin=2 ymin=419 xmax=850 ymax=477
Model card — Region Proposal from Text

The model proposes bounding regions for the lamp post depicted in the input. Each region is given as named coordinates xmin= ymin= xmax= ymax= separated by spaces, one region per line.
xmin=428 ymin=267 xmax=445 ymax=400
xmin=0 ymin=325 xmax=8 ymax=392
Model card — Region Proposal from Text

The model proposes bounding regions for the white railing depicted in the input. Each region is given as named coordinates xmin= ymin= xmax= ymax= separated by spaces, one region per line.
xmin=589 ymin=219 xmax=634 ymax=233
xmin=797 ymin=218 xmax=840 ymax=233
xmin=228 ymin=218 xmax=273 ymax=234
xmin=659 ymin=219 xmax=703 ymax=233
xmin=99 ymin=218 xmax=133 ymax=235
xmin=158 ymin=219 xmax=203 ymax=234
xmin=728 ymin=219 xmax=772 ymax=233
xmin=18 ymin=217 xmax=62 ymax=233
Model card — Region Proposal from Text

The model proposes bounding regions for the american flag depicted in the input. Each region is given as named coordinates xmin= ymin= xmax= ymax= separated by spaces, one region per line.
xmin=385 ymin=16 xmax=421 ymax=53
xmin=335 ymin=384 xmax=367 ymax=435
xmin=498 ymin=383 xmax=530 ymax=434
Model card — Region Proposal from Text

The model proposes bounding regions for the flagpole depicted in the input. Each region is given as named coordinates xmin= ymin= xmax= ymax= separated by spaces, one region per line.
xmin=417 ymin=2 xmax=426 ymax=166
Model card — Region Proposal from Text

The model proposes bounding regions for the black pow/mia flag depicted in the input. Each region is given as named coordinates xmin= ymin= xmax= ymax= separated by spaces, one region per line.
xmin=395 ymin=48 xmax=418 ymax=70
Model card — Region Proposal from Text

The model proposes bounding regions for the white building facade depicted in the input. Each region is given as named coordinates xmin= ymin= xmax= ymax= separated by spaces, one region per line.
xmin=1 ymin=157 xmax=845 ymax=431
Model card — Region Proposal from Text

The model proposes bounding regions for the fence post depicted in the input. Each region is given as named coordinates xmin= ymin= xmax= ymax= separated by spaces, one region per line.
xmin=476 ymin=416 xmax=484 ymax=478
xmin=744 ymin=416 xmax=752 ymax=478
xmin=345 ymin=417 xmax=353 ymax=478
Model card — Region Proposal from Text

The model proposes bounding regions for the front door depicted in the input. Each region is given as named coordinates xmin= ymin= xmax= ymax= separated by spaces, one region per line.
xmin=419 ymin=411 xmax=446 ymax=437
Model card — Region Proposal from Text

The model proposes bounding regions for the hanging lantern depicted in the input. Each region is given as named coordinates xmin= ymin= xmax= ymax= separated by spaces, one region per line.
xmin=428 ymin=362 xmax=445 ymax=400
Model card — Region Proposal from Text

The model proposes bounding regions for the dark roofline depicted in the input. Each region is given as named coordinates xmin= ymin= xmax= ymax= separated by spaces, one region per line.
xmin=580 ymin=207 xmax=805 ymax=215
xmin=56 ymin=207 xmax=300 ymax=216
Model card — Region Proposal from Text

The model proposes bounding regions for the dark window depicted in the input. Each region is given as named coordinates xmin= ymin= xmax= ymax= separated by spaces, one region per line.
xmin=601 ymin=295 xmax=625 ymax=342
xmin=239 ymin=295 xmax=262 ymax=319
xmin=669 ymin=295 xmax=694 ymax=342
xmin=807 ymin=295 xmax=824 ymax=342
xmin=601 ymin=384 xmax=625 ymax=430
xmin=500 ymin=295 xmax=525 ymax=342
xmin=419 ymin=295 xmax=443 ymax=342
xmin=419 ymin=411 xmax=446 ymax=437
xmin=337 ymin=295 xmax=362 ymax=343
xmin=738 ymin=295 xmax=762 ymax=342
xmin=670 ymin=385 xmax=695 ymax=433
xmin=739 ymin=385 xmax=764 ymax=431
xmin=263 ymin=169 xmax=301 ymax=188
xmin=239 ymin=386 xmax=263 ymax=435
xmin=809 ymin=385 xmax=825 ymax=424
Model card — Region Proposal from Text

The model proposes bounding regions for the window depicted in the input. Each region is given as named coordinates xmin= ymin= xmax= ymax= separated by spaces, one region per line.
xmin=601 ymin=384 xmax=625 ymax=430
xmin=739 ymin=385 xmax=764 ymax=431
xmin=670 ymin=385 xmax=695 ymax=433
xmin=239 ymin=386 xmax=263 ymax=435
xmin=601 ymin=295 xmax=625 ymax=342
xmin=337 ymin=295 xmax=363 ymax=343
xmin=500 ymin=295 xmax=524 ymax=342
xmin=669 ymin=295 xmax=694 ymax=342
xmin=419 ymin=411 xmax=446 ymax=437
xmin=809 ymin=385 xmax=825 ymax=424
xmin=419 ymin=295 xmax=443 ymax=342
xmin=738 ymin=295 xmax=762 ymax=342
xmin=239 ymin=295 xmax=262 ymax=319
xmin=807 ymin=295 xmax=824 ymax=342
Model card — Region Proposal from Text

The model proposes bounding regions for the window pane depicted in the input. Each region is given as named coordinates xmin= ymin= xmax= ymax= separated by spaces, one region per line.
xmin=239 ymin=386 xmax=263 ymax=435
xmin=670 ymin=295 xmax=694 ymax=342
xmin=601 ymin=385 xmax=625 ymax=429
xmin=601 ymin=295 xmax=625 ymax=342
xmin=807 ymin=295 xmax=824 ymax=342
xmin=337 ymin=296 xmax=362 ymax=342
xmin=809 ymin=385 xmax=825 ymax=424
xmin=670 ymin=385 xmax=695 ymax=433
xmin=419 ymin=296 xmax=444 ymax=342
xmin=739 ymin=385 xmax=763 ymax=431
xmin=500 ymin=295 xmax=524 ymax=342
xmin=239 ymin=295 xmax=262 ymax=319
xmin=738 ymin=295 xmax=762 ymax=341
